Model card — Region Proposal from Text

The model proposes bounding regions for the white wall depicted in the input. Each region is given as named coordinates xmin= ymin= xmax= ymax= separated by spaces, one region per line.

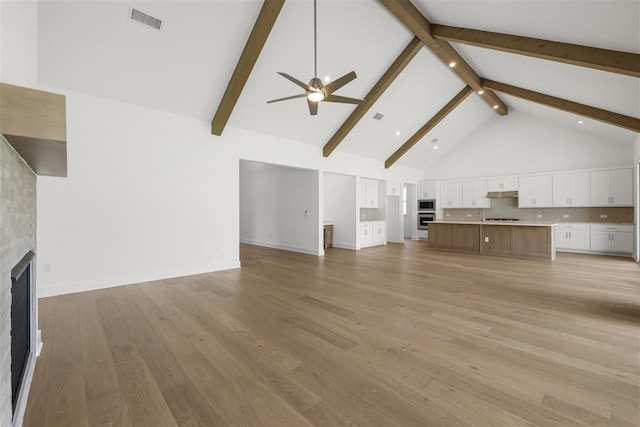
xmin=425 ymin=112 xmax=635 ymax=180
xmin=240 ymin=161 xmax=320 ymax=255
xmin=36 ymin=89 xmax=424 ymax=297
xmin=0 ymin=0 xmax=38 ymax=86
xmin=634 ymin=135 xmax=639 ymax=262
xmin=323 ymin=172 xmax=357 ymax=250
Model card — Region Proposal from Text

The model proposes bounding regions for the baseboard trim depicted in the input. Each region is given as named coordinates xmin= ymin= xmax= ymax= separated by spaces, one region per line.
xmin=240 ymin=239 xmax=322 ymax=256
xmin=330 ymin=243 xmax=357 ymax=250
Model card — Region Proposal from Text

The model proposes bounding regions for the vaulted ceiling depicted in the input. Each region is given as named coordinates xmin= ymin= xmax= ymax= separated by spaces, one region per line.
xmin=38 ymin=0 xmax=639 ymax=169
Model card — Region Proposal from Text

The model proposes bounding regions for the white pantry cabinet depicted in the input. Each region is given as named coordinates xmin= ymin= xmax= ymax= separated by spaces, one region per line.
xmin=417 ymin=181 xmax=437 ymax=199
xmin=462 ymin=180 xmax=490 ymax=208
xmin=552 ymin=172 xmax=590 ymax=207
xmin=590 ymin=169 xmax=632 ymax=206
xmin=555 ymin=223 xmax=590 ymax=251
xmin=440 ymin=181 xmax=463 ymax=208
xmin=387 ymin=181 xmax=402 ymax=197
xmin=360 ymin=179 xmax=379 ymax=208
xmin=518 ymin=175 xmax=552 ymax=208
xmin=590 ymin=224 xmax=633 ymax=254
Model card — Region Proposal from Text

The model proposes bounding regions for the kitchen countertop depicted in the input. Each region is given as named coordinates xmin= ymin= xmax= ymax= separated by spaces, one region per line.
xmin=433 ymin=220 xmax=557 ymax=227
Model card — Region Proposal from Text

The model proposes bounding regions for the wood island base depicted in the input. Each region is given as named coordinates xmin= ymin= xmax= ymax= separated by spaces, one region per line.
xmin=429 ymin=222 xmax=556 ymax=261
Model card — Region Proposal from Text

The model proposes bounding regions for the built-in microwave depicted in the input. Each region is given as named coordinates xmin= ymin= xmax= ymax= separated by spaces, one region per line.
xmin=418 ymin=212 xmax=435 ymax=230
xmin=418 ymin=199 xmax=436 ymax=211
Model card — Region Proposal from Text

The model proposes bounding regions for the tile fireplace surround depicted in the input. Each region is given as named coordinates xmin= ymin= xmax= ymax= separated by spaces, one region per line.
xmin=0 ymin=136 xmax=37 ymax=427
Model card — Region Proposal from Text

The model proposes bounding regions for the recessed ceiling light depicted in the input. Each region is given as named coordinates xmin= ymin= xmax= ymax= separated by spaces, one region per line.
xmin=395 ymin=131 xmax=401 ymax=136
xmin=578 ymin=120 xmax=583 ymax=124
xmin=477 ymin=90 xmax=484 ymax=95
xmin=449 ymin=61 xmax=456 ymax=68
xmin=324 ymin=76 xmax=330 ymax=82
xmin=493 ymin=105 xmax=499 ymax=109
xmin=433 ymin=145 xmax=438 ymax=150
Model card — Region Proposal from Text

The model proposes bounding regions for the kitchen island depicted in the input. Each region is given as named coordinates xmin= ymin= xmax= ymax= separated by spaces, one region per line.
xmin=429 ymin=221 xmax=556 ymax=261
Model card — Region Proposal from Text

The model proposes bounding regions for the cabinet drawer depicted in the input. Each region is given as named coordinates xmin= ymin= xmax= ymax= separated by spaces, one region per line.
xmin=556 ymin=223 xmax=590 ymax=231
xmin=591 ymin=224 xmax=632 ymax=233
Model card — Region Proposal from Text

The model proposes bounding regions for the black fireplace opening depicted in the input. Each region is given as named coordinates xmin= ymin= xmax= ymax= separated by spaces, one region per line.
xmin=11 ymin=251 xmax=34 ymax=416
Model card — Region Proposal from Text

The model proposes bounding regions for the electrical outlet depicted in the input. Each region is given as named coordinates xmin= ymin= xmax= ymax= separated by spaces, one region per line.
xmin=43 ymin=264 xmax=52 ymax=272
xmin=562 ymin=214 xmax=570 ymax=218
xmin=484 ymin=237 xmax=489 ymax=243
xmin=466 ymin=214 xmax=472 ymax=217
xmin=600 ymin=214 xmax=607 ymax=219
xmin=303 ymin=210 xmax=308 ymax=217
xmin=446 ymin=213 xmax=450 ymax=217
xmin=536 ymin=214 xmax=543 ymax=218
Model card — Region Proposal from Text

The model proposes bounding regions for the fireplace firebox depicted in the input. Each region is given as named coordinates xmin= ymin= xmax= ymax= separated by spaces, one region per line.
xmin=11 ymin=251 xmax=35 ymax=416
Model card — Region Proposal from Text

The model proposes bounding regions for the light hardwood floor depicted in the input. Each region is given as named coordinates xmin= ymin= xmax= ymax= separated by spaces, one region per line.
xmin=24 ymin=241 xmax=640 ymax=426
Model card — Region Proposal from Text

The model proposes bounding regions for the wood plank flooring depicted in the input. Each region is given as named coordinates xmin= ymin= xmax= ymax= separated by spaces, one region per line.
xmin=24 ymin=241 xmax=640 ymax=426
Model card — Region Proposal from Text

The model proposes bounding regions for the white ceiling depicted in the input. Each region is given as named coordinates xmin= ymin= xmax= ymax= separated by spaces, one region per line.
xmin=37 ymin=0 xmax=639 ymax=169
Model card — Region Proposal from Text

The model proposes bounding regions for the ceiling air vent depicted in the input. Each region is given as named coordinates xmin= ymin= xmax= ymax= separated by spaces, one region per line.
xmin=373 ymin=113 xmax=384 ymax=121
xmin=129 ymin=8 xmax=162 ymax=30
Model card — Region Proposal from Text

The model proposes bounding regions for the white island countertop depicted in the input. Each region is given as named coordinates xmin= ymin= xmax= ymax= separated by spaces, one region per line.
xmin=433 ymin=221 xmax=557 ymax=227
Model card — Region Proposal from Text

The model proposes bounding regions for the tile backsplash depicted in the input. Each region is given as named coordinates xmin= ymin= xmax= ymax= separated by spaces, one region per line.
xmin=443 ymin=198 xmax=633 ymax=223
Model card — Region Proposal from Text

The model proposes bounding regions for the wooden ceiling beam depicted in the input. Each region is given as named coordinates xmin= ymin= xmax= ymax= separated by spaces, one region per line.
xmin=377 ymin=0 xmax=507 ymax=116
xmin=385 ymin=85 xmax=473 ymax=168
xmin=432 ymin=25 xmax=640 ymax=78
xmin=322 ymin=37 xmax=423 ymax=157
xmin=482 ymin=79 xmax=640 ymax=133
xmin=211 ymin=0 xmax=285 ymax=136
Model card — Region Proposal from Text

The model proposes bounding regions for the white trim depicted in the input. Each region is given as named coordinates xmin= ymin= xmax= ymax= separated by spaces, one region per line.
xmin=330 ymin=243 xmax=358 ymax=250
xmin=11 ymin=351 xmax=36 ymax=427
xmin=37 ymin=262 xmax=241 ymax=298
xmin=240 ymin=239 xmax=322 ymax=256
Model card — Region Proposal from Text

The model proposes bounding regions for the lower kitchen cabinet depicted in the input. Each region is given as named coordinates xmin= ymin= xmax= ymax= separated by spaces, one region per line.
xmin=555 ymin=224 xmax=590 ymax=251
xmin=360 ymin=221 xmax=386 ymax=248
xmin=590 ymin=224 xmax=633 ymax=254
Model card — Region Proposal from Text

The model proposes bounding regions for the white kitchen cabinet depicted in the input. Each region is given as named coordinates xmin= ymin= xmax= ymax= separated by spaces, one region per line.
xmin=487 ymin=177 xmax=518 ymax=192
xmin=373 ymin=221 xmax=386 ymax=244
xmin=386 ymin=181 xmax=402 ymax=197
xmin=462 ymin=180 xmax=490 ymax=208
xmin=590 ymin=168 xmax=632 ymax=206
xmin=555 ymin=223 xmax=590 ymax=251
xmin=440 ymin=181 xmax=462 ymax=208
xmin=359 ymin=222 xmax=373 ymax=245
xmin=417 ymin=181 xmax=437 ymax=199
xmin=518 ymin=175 xmax=552 ymax=208
xmin=590 ymin=224 xmax=633 ymax=254
xmin=552 ymin=172 xmax=590 ymax=207
xmin=360 ymin=179 xmax=379 ymax=208
xmin=360 ymin=221 xmax=386 ymax=247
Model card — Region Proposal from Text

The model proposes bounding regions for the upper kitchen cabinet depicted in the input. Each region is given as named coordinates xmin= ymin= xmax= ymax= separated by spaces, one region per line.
xmin=462 ymin=180 xmax=490 ymax=208
xmin=386 ymin=181 xmax=402 ymax=197
xmin=417 ymin=181 xmax=437 ymax=199
xmin=487 ymin=177 xmax=518 ymax=192
xmin=440 ymin=181 xmax=463 ymax=208
xmin=360 ymin=178 xmax=379 ymax=208
xmin=590 ymin=168 xmax=633 ymax=206
xmin=552 ymin=172 xmax=590 ymax=207
xmin=518 ymin=175 xmax=552 ymax=208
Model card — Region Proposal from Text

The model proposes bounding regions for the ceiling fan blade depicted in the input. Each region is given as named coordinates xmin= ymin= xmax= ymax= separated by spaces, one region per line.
xmin=323 ymin=71 xmax=357 ymax=95
xmin=323 ymin=94 xmax=363 ymax=105
xmin=278 ymin=72 xmax=313 ymax=91
xmin=267 ymin=93 xmax=308 ymax=104
xmin=307 ymin=98 xmax=318 ymax=115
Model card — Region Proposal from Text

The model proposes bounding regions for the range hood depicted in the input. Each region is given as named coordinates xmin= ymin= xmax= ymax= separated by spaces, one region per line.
xmin=486 ymin=190 xmax=518 ymax=198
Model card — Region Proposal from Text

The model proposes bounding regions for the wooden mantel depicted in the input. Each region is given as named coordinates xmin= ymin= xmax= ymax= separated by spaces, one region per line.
xmin=0 ymin=82 xmax=67 ymax=177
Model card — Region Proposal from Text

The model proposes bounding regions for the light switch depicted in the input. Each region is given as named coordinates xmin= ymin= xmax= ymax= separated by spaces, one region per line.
xmin=484 ymin=237 xmax=489 ymax=243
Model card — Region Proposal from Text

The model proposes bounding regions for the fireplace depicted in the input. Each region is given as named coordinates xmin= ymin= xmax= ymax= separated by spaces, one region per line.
xmin=10 ymin=251 xmax=35 ymax=418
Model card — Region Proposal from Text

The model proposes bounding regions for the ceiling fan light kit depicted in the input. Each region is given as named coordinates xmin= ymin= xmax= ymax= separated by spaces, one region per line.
xmin=267 ymin=0 xmax=362 ymax=115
